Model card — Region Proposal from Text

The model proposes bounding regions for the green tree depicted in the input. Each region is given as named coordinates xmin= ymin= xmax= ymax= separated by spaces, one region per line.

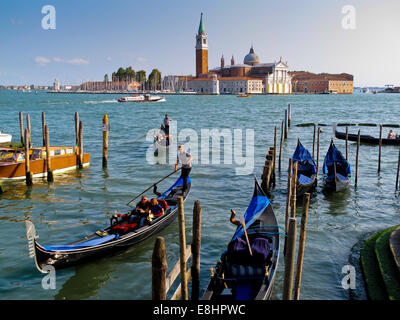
xmin=125 ymin=67 xmax=135 ymax=81
xmin=116 ymin=67 xmax=126 ymax=81
xmin=148 ymin=69 xmax=161 ymax=90
xmin=136 ymin=70 xmax=146 ymax=84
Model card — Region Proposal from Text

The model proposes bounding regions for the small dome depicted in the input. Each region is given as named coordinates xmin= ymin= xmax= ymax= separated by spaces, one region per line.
xmin=243 ymin=46 xmax=260 ymax=66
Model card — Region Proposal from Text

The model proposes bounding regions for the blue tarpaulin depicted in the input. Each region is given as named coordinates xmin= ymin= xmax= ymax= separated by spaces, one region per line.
xmin=232 ymin=190 xmax=270 ymax=241
xmin=292 ymin=142 xmax=317 ymax=174
xmin=323 ymin=142 xmax=351 ymax=176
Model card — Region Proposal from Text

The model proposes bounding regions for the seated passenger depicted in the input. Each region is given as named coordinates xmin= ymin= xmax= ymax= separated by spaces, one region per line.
xmin=128 ymin=196 xmax=150 ymax=225
xmin=148 ymin=198 xmax=164 ymax=219
xmin=388 ymin=130 xmax=396 ymax=139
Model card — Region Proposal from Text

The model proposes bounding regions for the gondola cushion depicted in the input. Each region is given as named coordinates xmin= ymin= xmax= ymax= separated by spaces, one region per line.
xmin=298 ymin=174 xmax=313 ymax=185
xmin=225 ymin=263 xmax=266 ymax=278
xmin=111 ymin=223 xmax=138 ymax=233
xmin=227 ymin=237 xmax=271 ymax=267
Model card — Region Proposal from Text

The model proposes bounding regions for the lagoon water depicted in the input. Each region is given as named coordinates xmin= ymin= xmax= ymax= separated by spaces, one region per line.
xmin=0 ymin=90 xmax=399 ymax=300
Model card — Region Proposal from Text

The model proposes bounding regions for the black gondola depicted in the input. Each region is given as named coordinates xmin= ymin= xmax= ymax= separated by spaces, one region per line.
xmin=25 ymin=176 xmax=191 ymax=272
xmin=323 ymin=140 xmax=351 ymax=192
xmin=335 ymin=129 xmax=400 ymax=145
xmin=292 ymin=139 xmax=317 ymax=195
xmin=202 ymin=178 xmax=280 ymax=300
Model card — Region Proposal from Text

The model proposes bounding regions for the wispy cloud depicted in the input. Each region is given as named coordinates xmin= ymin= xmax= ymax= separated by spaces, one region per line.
xmin=10 ymin=19 xmax=23 ymax=25
xmin=66 ymin=58 xmax=89 ymax=65
xmin=136 ymin=57 xmax=148 ymax=63
xmin=34 ymin=56 xmax=51 ymax=66
xmin=35 ymin=56 xmax=89 ymax=66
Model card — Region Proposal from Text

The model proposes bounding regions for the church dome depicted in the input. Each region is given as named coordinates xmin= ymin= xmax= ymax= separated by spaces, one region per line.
xmin=243 ymin=46 xmax=260 ymax=66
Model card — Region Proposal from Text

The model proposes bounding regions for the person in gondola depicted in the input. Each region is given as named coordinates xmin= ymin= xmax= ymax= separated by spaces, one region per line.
xmin=388 ymin=130 xmax=396 ymax=139
xmin=163 ymin=114 xmax=170 ymax=145
xmin=147 ymin=198 xmax=165 ymax=222
xmin=127 ymin=195 xmax=150 ymax=225
xmin=175 ymin=145 xmax=193 ymax=192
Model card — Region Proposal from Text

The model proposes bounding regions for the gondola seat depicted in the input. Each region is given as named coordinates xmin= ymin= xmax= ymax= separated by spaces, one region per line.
xmin=111 ymin=223 xmax=138 ymax=233
xmin=298 ymin=174 xmax=313 ymax=185
xmin=224 ymin=237 xmax=271 ymax=279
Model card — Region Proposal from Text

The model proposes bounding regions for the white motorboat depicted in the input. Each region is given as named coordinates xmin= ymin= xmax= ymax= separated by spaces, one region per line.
xmin=118 ymin=94 xmax=166 ymax=103
xmin=0 ymin=131 xmax=12 ymax=145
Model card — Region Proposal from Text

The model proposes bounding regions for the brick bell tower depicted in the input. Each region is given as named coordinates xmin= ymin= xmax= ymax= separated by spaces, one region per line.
xmin=196 ymin=13 xmax=208 ymax=77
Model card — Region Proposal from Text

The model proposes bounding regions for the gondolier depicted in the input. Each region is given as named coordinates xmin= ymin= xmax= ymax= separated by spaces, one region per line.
xmin=163 ymin=114 xmax=170 ymax=144
xmin=175 ymin=145 xmax=192 ymax=192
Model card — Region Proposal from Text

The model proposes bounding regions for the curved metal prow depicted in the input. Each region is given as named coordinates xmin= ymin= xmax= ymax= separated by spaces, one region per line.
xmin=25 ymin=220 xmax=46 ymax=273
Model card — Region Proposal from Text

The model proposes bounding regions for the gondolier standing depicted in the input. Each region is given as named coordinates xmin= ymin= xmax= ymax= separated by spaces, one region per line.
xmin=163 ymin=114 xmax=170 ymax=144
xmin=175 ymin=145 xmax=192 ymax=192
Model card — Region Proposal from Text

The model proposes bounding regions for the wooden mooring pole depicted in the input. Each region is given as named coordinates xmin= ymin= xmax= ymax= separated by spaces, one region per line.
xmin=78 ymin=121 xmax=83 ymax=169
xmin=283 ymin=216 xmax=297 ymax=300
xmin=290 ymin=162 xmax=298 ymax=219
xmin=45 ymin=125 xmax=54 ymax=182
xmin=396 ymin=149 xmax=400 ymax=192
xmin=288 ymin=104 xmax=292 ymax=128
xmin=273 ymin=126 xmax=277 ymax=185
xmin=345 ymin=126 xmax=349 ymax=161
xmin=152 ymin=237 xmax=167 ymax=300
xmin=24 ymin=128 xmax=33 ymax=186
xmin=285 ymin=158 xmax=293 ymax=233
xmin=293 ymin=192 xmax=311 ymax=300
xmin=284 ymin=109 xmax=288 ymax=139
xmin=152 ymin=199 xmax=202 ymax=300
xmin=102 ymin=114 xmax=109 ymax=168
xmin=75 ymin=112 xmax=79 ymax=146
xmin=279 ymin=120 xmax=284 ymax=172
xmin=355 ymin=130 xmax=360 ymax=187
xmin=42 ymin=112 xmax=46 ymax=147
xmin=191 ymin=200 xmax=202 ymax=300
xmin=312 ymin=124 xmax=316 ymax=159
xmin=26 ymin=114 xmax=31 ymax=148
xmin=19 ymin=112 xmax=24 ymax=145
xmin=378 ymin=124 xmax=382 ymax=173
xmin=178 ymin=196 xmax=188 ymax=300
xmin=316 ymin=126 xmax=321 ymax=180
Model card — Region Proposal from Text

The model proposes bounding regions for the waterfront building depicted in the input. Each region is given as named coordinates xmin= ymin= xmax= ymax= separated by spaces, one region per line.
xmin=290 ymin=72 xmax=354 ymax=94
xmin=185 ymin=14 xmax=292 ymax=94
xmin=53 ymin=78 xmax=60 ymax=91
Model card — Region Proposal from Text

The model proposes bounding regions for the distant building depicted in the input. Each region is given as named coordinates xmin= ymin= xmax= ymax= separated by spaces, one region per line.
xmin=290 ymin=72 xmax=354 ymax=94
xmin=54 ymin=78 xmax=60 ymax=91
xmin=184 ymin=14 xmax=292 ymax=94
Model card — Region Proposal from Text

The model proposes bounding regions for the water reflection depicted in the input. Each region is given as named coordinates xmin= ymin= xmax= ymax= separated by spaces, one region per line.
xmin=55 ymin=260 xmax=115 ymax=300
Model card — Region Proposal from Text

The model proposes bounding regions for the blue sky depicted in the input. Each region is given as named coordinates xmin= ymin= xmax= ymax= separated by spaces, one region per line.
xmin=1 ymin=0 xmax=400 ymax=86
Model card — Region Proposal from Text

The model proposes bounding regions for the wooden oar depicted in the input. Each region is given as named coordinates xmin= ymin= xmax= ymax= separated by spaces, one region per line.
xmin=240 ymin=216 xmax=253 ymax=256
xmin=126 ymin=168 xmax=181 ymax=207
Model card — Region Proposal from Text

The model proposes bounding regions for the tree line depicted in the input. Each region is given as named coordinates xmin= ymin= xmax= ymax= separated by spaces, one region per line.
xmin=104 ymin=67 xmax=162 ymax=90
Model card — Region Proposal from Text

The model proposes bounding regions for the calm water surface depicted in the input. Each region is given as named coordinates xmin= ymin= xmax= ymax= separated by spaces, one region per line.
xmin=0 ymin=91 xmax=399 ymax=300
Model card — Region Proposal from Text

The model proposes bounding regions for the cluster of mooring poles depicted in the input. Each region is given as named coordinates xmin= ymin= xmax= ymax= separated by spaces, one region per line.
xmin=152 ymin=198 xmax=202 ymax=300
xmin=282 ymin=159 xmax=311 ymax=300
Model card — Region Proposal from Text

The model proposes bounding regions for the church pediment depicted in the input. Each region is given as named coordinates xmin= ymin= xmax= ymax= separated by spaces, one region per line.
xmin=275 ymin=61 xmax=288 ymax=68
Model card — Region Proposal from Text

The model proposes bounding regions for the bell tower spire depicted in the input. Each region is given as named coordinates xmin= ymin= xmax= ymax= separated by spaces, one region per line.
xmin=195 ymin=13 xmax=208 ymax=77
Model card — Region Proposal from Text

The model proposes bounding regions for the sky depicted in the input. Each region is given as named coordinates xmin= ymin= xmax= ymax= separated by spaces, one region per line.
xmin=1 ymin=0 xmax=400 ymax=87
